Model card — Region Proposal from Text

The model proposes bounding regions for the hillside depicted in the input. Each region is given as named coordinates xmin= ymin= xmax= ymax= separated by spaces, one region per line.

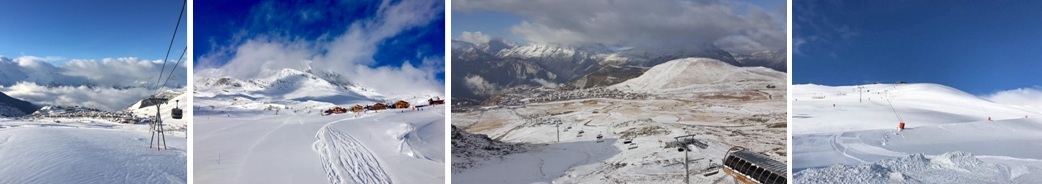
xmin=126 ymin=90 xmax=188 ymax=132
xmin=610 ymin=58 xmax=785 ymax=95
xmin=452 ymin=57 xmax=787 ymax=183
xmin=792 ymin=83 xmax=1042 ymax=183
xmin=193 ymin=66 xmax=446 ymax=184
xmin=792 ymin=83 xmax=1040 ymax=134
xmin=0 ymin=91 xmax=38 ymax=117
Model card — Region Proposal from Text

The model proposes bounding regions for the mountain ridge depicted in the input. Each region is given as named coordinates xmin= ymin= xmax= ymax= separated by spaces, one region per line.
xmin=451 ymin=39 xmax=785 ymax=103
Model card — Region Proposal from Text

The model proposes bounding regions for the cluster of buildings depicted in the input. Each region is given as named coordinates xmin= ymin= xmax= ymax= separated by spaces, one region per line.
xmin=487 ymin=87 xmax=647 ymax=106
xmin=23 ymin=106 xmax=149 ymax=124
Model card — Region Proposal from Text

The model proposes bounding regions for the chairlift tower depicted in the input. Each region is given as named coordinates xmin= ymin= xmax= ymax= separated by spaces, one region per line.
xmin=674 ymin=134 xmax=709 ymax=184
xmin=554 ymin=119 xmax=560 ymax=143
xmin=142 ymin=97 xmax=169 ymax=151
xmin=857 ymin=86 xmax=865 ymax=103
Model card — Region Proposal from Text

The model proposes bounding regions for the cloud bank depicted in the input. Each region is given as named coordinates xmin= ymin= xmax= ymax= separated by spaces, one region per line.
xmin=986 ymin=87 xmax=1042 ymax=111
xmin=197 ymin=0 xmax=445 ymax=97
xmin=0 ymin=56 xmax=187 ymax=88
xmin=0 ymin=56 xmax=187 ymax=111
xmin=453 ymin=0 xmax=786 ymax=54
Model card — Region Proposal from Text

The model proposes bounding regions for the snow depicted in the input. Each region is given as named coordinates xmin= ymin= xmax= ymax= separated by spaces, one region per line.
xmin=0 ymin=118 xmax=187 ymax=183
xmin=452 ymin=58 xmax=787 ymax=183
xmin=792 ymin=83 xmax=1042 ymax=183
xmin=497 ymin=44 xmax=579 ymax=60
xmin=796 ymin=151 xmax=1042 ymax=183
xmin=193 ymin=70 xmax=445 ymax=184
xmin=610 ymin=58 xmax=785 ymax=95
xmin=194 ymin=106 xmax=445 ymax=184
xmin=127 ymin=90 xmax=188 ymax=135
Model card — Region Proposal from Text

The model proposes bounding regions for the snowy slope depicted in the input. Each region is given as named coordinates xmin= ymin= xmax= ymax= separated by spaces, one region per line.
xmin=792 ymin=83 xmax=1042 ymax=183
xmin=452 ymin=56 xmax=787 ymax=183
xmin=792 ymin=83 xmax=1040 ymax=134
xmin=452 ymin=98 xmax=787 ymax=183
xmin=194 ymin=67 xmax=445 ymax=183
xmin=0 ymin=118 xmax=187 ymax=183
xmin=194 ymin=68 xmax=389 ymax=105
xmin=193 ymin=106 xmax=445 ymax=184
xmin=127 ymin=90 xmax=188 ymax=132
xmin=0 ymin=91 xmax=38 ymax=117
xmin=610 ymin=57 xmax=785 ymax=94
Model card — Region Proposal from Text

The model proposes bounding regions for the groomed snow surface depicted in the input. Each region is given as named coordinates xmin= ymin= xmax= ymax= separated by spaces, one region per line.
xmin=193 ymin=70 xmax=445 ymax=184
xmin=0 ymin=117 xmax=187 ymax=183
xmin=793 ymin=83 xmax=1042 ymax=183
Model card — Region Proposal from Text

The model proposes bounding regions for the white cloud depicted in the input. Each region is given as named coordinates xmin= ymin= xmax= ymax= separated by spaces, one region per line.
xmin=0 ymin=56 xmax=187 ymax=111
xmin=986 ymin=87 xmax=1042 ymax=110
xmin=206 ymin=0 xmax=445 ymax=97
xmin=0 ymin=82 xmax=183 ymax=111
xmin=453 ymin=0 xmax=786 ymax=54
xmin=459 ymin=31 xmax=491 ymax=45
xmin=63 ymin=57 xmax=188 ymax=88
xmin=0 ymin=56 xmax=186 ymax=89
xmin=531 ymin=78 xmax=559 ymax=88
xmin=463 ymin=75 xmax=497 ymax=96
xmin=714 ymin=35 xmax=770 ymax=54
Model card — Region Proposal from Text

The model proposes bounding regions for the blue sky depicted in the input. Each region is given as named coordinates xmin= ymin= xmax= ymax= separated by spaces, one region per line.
xmin=195 ymin=0 xmax=444 ymax=79
xmin=194 ymin=0 xmax=445 ymax=95
xmin=0 ymin=0 xmax=187 ymax=62
xmin=450 ymin=0 xmax=786 ymax=54
xmin=794 ymin=1 xmax=1042 ymax=95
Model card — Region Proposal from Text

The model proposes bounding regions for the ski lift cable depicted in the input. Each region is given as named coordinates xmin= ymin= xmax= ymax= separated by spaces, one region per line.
xmin=886 ymin=96 xmax=903 ymax=122
xmin=157 ymin=47 xmax=187 ymax=94
xmin=152 ymin=0 xmax=186 ymax=94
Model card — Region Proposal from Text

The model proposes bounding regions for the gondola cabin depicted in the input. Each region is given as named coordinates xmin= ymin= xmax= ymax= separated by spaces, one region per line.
xmin=171 ymin=100 xmax=183 ymax=119
xmin=722 ymin=146 xmax=786 ymax=184
xmin=171 ymin=108 xmax=183 ymax=119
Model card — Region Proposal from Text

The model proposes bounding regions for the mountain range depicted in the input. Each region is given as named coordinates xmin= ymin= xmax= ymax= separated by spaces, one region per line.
xmin=451 ymin=39 xmax=786 ymax=104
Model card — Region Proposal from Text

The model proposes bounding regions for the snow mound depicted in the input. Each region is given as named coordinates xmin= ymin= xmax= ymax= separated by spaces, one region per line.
xmin=795 ymin=152 xmax=1029 ymax=183
xmin=610 ymin=57 xmax=784 ymax=93
xmin=388 ymin=123 xmax=432 ymax=160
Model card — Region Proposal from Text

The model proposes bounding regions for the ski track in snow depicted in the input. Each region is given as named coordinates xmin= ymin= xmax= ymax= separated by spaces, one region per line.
xmin=315 ymin=120 xmax=392 ymax=184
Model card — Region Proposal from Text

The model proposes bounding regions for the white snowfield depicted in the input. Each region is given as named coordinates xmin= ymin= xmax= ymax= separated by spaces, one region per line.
xmin=453 ymin=58 xmax=787 ymax=183
xmin=0 ymin=118 xmax=188 ymax=183
xmin=610 ymin=58 xmax=784 ymax=95
xmin=792 ymin=83 xmax=1042 ymax=183
xmin=193 ymin=69 xmax=445 ymax=184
